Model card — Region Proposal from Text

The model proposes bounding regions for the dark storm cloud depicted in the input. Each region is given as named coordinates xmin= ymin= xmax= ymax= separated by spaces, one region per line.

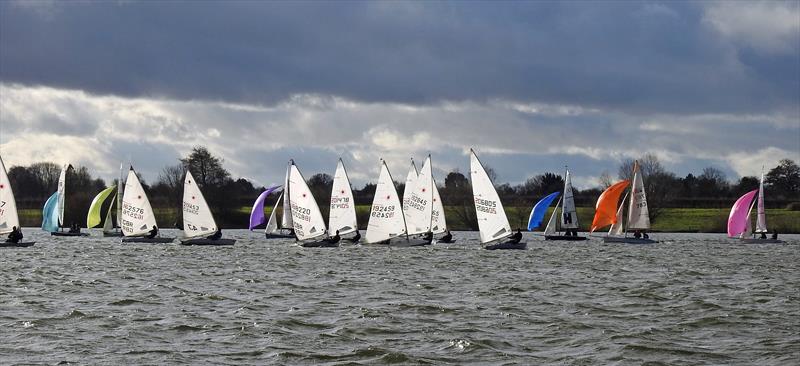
xmin=1 ymin=1 xmax=797 ymax=114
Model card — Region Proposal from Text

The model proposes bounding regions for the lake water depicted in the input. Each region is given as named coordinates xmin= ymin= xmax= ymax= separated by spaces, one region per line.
xmin=1 ymin=230 xmax=798 ymax=365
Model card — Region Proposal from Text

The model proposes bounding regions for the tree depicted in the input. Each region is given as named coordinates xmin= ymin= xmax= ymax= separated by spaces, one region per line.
xmin=441 ymin=170 xmax=477 ymax=230
xmin=180 ymin=146 xmax=231 ymax=189
xmin=307 ymin=173 xmax=333 ymax=217
xmin=598 ymin=171 xmax=614 ymax=189
xmin=696 ymin=166 xmax=729 ymax=197
xmin=765 ymin=159 xmax=800 ymax=199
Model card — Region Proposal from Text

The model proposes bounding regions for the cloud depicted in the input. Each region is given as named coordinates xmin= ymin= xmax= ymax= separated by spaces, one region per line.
xmin=1 ymin=84 xmax=797 ymax=190
xmin=0 ymin=1 xmax=797 ymax=116
xmin=704 ymin=1 xmax=800 ymax=55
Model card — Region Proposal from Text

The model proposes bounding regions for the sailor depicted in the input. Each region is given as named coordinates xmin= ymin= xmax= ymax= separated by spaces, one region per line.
xmin=327 ymin=230 xmax=340 ymax=244
xmin=509 ymin=229 xmax=522 ymax=243
xmin=643 ymin=232 xmax=649 ymax=239
xmin=440 ymin=230 xmax=453 ymax=243
xmin=6 ymin=226 xmax=23 ymax=243
xmin=760 ymin=232 xmax=768 ymax=239
xmin=633 ymin=230 xmax=642 ymax=239
xmin=147 ymin=225 xmax=158 ymax=239
xmin=772 ymin=231 xmax=778 ymax=240
xmin=208 ymin=229 xmax=222 ymax=240
xmin=350 ymin=230 xmax=361 ymax=242
xmin=422 ymin=231 xmax=433 ymax=243
xmin=69 ymin=223 xmax=79 ymax=233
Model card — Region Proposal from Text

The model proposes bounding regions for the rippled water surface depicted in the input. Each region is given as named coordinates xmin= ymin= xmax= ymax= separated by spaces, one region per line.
xmin=1 ymin=230 xmax=799 ymax=365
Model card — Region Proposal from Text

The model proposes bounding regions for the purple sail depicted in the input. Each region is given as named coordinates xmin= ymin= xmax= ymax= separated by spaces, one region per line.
xmin=249 ymin=185 xmax=280 ymax=230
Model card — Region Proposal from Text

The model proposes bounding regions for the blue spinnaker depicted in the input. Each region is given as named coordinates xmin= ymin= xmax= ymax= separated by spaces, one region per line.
xmin=249 ymin=185 xmax=280 ymax=230
xmin=527 ymin=191 xmax=560 ymax=231
xmin=41 ymin=192 xmax=60 ymax=232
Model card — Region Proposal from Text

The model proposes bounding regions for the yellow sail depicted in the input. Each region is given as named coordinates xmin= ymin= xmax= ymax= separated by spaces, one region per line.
xmin=86 ymin=186 xmax=115 ymax=228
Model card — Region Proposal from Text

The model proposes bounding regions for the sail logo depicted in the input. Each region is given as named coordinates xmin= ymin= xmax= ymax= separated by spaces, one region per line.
xmin=475 ymin=198 xmax=497 ymax=214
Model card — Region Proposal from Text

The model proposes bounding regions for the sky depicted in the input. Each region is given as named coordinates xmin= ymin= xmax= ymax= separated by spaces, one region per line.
xmin=1 ymin=1 xmax=798 ymax=190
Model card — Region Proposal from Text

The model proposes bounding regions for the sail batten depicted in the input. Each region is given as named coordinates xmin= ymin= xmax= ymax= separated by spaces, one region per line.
xmin=470 ymin=149 xmax=511 ymax=244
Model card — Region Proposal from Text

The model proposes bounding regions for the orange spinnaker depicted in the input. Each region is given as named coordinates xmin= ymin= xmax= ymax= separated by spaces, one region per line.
xmin=590 ymin=180 xmax=631 ymax=233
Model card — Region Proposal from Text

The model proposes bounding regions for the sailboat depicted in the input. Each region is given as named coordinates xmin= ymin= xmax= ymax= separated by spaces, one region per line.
xmin=329 ymin=158 xmax=360 ymax=243
xmin=286 ymin=160 xmax=337 ymax=248
xmin=249 ymin=184 xmax=281 ymax=232
xmin=404 ymin=155 xmax=435 ymax=245
xmin=121 ymin=166 xmax=173 ymax=243
xmin=470 ymin=149 xmax=525 ymax=250
xmin=0 ymin=155 xmax=35 ymax=247
xmin=180 ymin=170 xmax=235 ymax=245
xmin=545 ymin=169 xmax=587 ymax=240
xmin=263 ymin=164 xmax=296 ymax=239
xmin=46 ymin=164 xmax=89 ymax=236
xmin=365 ymin=159 xmax=430 ymax=246
xmin=527 ymin=191 xmax=560 ymax=233
xmin=86 ymin=164 xmax=125 ymax=236
xmin=728 ymin=170 xmax=783 ymax=243
xmin=594 ymin=161 xmax=657 ymax=244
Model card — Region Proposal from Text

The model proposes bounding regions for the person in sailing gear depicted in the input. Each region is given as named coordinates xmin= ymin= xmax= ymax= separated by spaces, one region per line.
xmin=440 ymin=230 xmax=453 ymax=243
xmin=509 ymin=229 xmax=522 ymax=243
xmin=6 ymin=226 xmax=23 ymax=243
xmin=327 ymin=230 xmax=340 ymax=244
xmin=633 ymin=230 xmax=642 ymax=239
xmin=147 ymin=225 xmax=158 ymax=239
xmin=349 ymin=230 xmax=361 ymax=242
xmin=643 ymin=232 xmax=649 ymax=239
xmin=760 ymin=232 xmax=768 ymax=239
xmin=772 ymin=231 xmax=778 ymax=240
xmin=208 ymin=229 xmax=222 ymax=240
xmin=422 ymin=231 xmax=433 ymax=243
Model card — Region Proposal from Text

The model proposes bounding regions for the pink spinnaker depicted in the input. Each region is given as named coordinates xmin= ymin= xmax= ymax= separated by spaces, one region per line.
xmin=727 ymin=189 xmax=758 ymax=238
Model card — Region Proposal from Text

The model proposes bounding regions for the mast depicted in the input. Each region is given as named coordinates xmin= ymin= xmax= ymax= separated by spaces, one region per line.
xmin=755 ymin=167 xmax=767 ymax=233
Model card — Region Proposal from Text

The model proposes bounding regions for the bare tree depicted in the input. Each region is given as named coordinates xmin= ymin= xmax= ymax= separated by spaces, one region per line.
xmin=598 ymin=170 xmax=614 ymax=189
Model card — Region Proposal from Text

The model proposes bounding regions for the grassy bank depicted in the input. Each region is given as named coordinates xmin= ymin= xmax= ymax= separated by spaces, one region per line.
xmin=19 ymin=206 xmax=800 ymax=233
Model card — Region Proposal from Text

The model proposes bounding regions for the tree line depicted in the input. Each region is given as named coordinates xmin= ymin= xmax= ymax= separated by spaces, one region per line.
xmin=7 ymin=147 xmax=799 ymax=229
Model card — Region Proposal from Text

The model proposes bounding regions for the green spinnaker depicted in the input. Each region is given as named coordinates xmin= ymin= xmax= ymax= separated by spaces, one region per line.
xmin=86 ymin=186 xmax=115 ymax=228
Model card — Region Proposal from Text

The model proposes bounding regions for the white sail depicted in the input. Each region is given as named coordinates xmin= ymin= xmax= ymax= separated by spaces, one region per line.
xmin=366 ymin=160 xmax=407 ymax=243
xmin=288 ymin=163 xmax=327 ymax=241
xmin=608 ymin=192 xmax=628 ymax=236
xmin=0 ymin=155 xmax=20 ymax=234
xmin=561 ymin=169 xmax=579 ymax=229
xmin=57 ymin=165 xmax=66 ymax=227
xmin=121 ymin=168 xmax=158 ymax=236
xmin=102 ymin=200 xmax=114 ymax=233
xmin=544 ymin=197 xmax=562 ymax=236
xmin=402 ymin=159 xmax=418 ymax=229
xmin=755 ymin=171 xmax=767 ymax=233
xmin=405 ymin=155 xmax=434 ymax=235
xmin=265 ymin=193 xmax=281 ymax=234
xmin=431 ymin=178 xmax=447 ymax=234
xmin=182 ymin=170 xmax=217 ymax=238
xmin=281 ymin=164 xmax=293 ymax=229
xmin=329 ymin=158 xmax=358 ymax=235
xmin=627 ymin=161 xmax=651 ymax=230
xmin=470 ymin=149 xmax=511 ymax=244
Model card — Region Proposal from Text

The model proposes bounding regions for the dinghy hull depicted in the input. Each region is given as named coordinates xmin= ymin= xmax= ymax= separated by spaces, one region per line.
xmin=51 ymin=232 xmax=90 ymax=237
xmin=0 ymin=241 xmax=35 ymax=247
xmin=434 ymin=239 xmax=457 ymax=244
xmin=180 ymin=238 xmax=236 ymax=246
xmin=739 ymin=238 xmax=784 ymax=244
xmin=545 ymin=235 xmax=587 ymax=241
xmin=103 ymin=231 xmax=124 ymax=237
xmin=373 ymin=238 xmax=431 ymax=247
xmin=265 ymin=233 xmax=295 ymax=239
xmin=603 ymin=237 xmax=658 ymax=244
xmin=122 ymin=237 xmax=175 ymax=243
xmin=300 ymin=240 xmax=339 ymax=248
xmin=484 ymin=240 xmax=527 ymax=250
